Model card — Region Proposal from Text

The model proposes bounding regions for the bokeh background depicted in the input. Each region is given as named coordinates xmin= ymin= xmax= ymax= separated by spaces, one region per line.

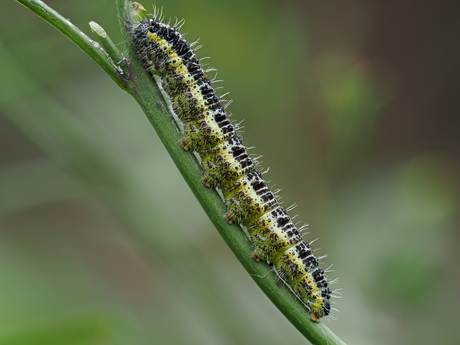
xmin=1 ymin=0 xmax=459 ymax=344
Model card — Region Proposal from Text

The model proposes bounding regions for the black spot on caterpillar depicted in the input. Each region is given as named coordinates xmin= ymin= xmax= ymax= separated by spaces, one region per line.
xmin=130 ymin=3 xmax=337 ymax=322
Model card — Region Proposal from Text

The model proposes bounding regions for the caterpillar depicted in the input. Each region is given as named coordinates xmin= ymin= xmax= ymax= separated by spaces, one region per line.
xmin=130 ymin=3 xmax=336 ymax=322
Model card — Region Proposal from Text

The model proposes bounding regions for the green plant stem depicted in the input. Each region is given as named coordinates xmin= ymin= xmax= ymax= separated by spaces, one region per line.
xmin=15 ymin=0 xmax=347 ymax=344
xmin=89 ymin=21 xmax=129 ymax=76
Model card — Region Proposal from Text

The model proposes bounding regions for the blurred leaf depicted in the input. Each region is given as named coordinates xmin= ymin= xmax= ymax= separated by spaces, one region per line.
xmin=398 ymin=154 xmax=459 ymax=223
xmin=0 ymin=315 xmax=112 ymax=345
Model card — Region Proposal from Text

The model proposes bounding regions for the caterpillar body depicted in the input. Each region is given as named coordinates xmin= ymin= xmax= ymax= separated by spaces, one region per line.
xmin=131 ymin=5 xmax=335 ymax=322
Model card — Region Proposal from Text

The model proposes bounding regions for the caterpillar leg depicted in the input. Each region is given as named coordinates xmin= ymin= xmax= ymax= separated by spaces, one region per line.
xmin=180 ymin=138 xmax=190 ymax=151
xmin=201 ymin=175 xmax=212 ymax=187
xmin=225 ymin=212 xmax=235 ymax=224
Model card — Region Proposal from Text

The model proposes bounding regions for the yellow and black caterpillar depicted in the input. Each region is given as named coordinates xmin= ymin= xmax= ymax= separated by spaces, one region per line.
xmin=131 ymin=6 xmax=335 ymax=322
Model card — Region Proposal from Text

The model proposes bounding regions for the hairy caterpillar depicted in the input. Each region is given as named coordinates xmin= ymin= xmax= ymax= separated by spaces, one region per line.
xmin=130 ymin=3 xmax=337 ymax=322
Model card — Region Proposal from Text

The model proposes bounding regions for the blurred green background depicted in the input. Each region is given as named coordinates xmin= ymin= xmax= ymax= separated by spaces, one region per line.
xmin=1 ymin=0 xmax=459 ymax=344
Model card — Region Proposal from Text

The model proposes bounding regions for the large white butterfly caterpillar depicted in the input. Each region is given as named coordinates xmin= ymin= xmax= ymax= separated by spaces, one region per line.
xmin=130 ymin=3 xmax=337 ymax=322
